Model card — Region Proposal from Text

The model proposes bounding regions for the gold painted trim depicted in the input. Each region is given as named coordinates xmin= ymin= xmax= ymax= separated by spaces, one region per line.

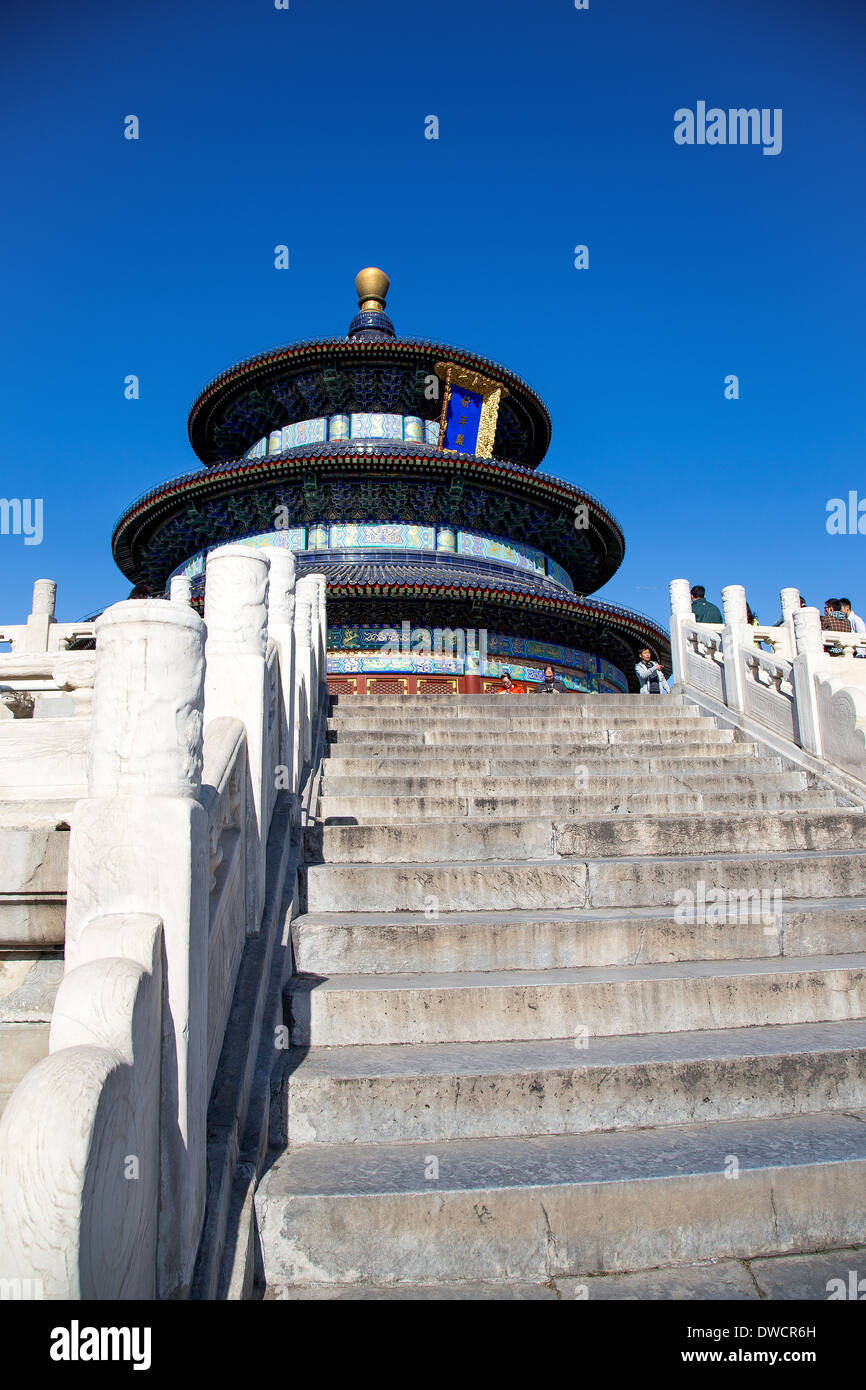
xmin=434 ymin=361 xmax=507 ymax=460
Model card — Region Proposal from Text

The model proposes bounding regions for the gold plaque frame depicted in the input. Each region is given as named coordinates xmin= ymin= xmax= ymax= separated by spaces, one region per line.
xmin=435 ymin=362 xmax=507 ymax=460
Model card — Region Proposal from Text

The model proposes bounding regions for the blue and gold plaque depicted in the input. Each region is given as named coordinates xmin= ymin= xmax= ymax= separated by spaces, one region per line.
xmin=435 ymin=362 xmax=507 ymax=459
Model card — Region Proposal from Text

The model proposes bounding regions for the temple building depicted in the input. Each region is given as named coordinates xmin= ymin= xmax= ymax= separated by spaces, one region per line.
xmin=112 ymin=268 xmax=670 ymax=693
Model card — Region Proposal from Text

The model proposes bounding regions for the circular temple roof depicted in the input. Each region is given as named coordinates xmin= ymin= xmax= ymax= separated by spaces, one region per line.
xmin=187 ymin=338 xmax=553 ymax=469
xmin=112 ymin=443 xmax=625 ymax=595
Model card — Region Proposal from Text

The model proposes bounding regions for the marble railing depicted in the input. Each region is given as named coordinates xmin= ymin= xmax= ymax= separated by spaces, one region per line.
xmin=0 ymin=579 xmax=95 ymax=659
xmin=0 ymin=649 xmax=95 ymax=721
xmin=670 ymin=580 xmax=866 ymax=785
xmin=0 ymin=546 xmax=329 ymax=1299
xmin=200 ymin=717 xmax=247 ymax=1094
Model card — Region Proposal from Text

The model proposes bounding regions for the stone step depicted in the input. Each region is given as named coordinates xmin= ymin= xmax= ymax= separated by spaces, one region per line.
xmin=286 ymin=953 xmax=866 ymax=1047
xmin=292 ymin=899 xmax=866 ymax=974
xmin=330 ymin=693 xmax=681 ymax=708
xmin=305 ymin=809 xmax=866 ymax=865
xmin=327 ymin=727 xmax=737 ymax=750
xmin=264 ymin=1245 xmax=866 ymax=1299
xmin=327 ymin=710 xmax=707 ymax=732
xmin=321 ymin=744 xmax=767 ymax=779
xmin=255 ymin=1108 xmax=866 ymax=1287
xmin=319 ymin=787 xmax=838 ymax=823
xmin=274 ymin=1020 xmax=866 ymax=1147
xmin=305 ymin=848 xmax=866 ymax=913
xmin=319 ymin=765 xmax=798 ymax=799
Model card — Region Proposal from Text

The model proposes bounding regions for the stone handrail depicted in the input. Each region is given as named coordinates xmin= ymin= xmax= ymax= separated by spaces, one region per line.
xmin=670 ymin=579 xmax=866 ymax=786
xmin=0 ymin=546 xmax=329 ymax=1299
xmin=0 ymin=912 xmax=163 ymax=1297
xmin=0 ymin=650 xmax=95 ymax=719
xmin=200 ymin=717 xmax=247 ymax=1093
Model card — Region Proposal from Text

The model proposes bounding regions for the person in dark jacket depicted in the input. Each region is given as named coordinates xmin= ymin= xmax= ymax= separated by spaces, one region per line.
xmin=691 ymin=585 xmax=723 ymax=624
xmin=536 ymin=664 xmax=566 ymax=694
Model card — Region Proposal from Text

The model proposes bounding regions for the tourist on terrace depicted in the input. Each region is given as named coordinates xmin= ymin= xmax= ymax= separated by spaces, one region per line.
xmin=635 ymin=649 xmax=670 ymax=695
xmin=840 ymin=598 xmax=866 ymax=656
xmin=535 ymin=664 xmax=566 ymax=694
xmin=690 ymin=585 xmax=723 ymax=624
xmin=496 ymin=670 xmax=524 ymax=694
xmin=821 ymin=598 xmax=850 ymax=656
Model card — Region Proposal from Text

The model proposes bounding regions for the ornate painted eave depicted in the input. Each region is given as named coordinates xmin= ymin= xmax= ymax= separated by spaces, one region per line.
xmin=319 ymin=575 xmax=670 ymax=648
xmin=111 ymin=444 xmax=625 ymax=592
xmin=186 ymin=336 xmax=553 ymax=469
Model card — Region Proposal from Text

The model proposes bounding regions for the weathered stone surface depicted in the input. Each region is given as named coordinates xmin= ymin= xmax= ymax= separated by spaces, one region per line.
xmin=265 ymin=1250 xmax=866 ymax=1299
xmin=277 ymin=1021 xmax=866 ymax=1145
xmin=287 ymin=957 xmax=866 ymax=1047
xmin=750 ymin=1245 xmax=866 ymax=1300
xmin=256 ymin=1111 xmax=866 ymax=1286
xmin=255 ymin=692 xmax=866 ymax=1294
xmin=0 ymin=719 xmax=88 ymax=799
xmin=0 ymin=823 xmax=70 ymax=947
xmin=555 ymin=1262 xmax=758 ymax=1301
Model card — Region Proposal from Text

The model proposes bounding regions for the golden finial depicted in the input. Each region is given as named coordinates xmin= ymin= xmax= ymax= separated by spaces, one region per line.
xmin=355 ymin=267 xmax=389 ymax=312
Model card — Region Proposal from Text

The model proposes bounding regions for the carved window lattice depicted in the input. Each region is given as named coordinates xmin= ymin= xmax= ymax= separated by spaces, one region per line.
xmin=366 ymin=677 xmax=408 ymax=696
xmin=417 ymin=678 xmax=458 ymax=695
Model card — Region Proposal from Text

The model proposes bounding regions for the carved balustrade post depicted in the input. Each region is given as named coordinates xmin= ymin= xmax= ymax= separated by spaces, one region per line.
xmin=21 ymin=578 xmax=56 ymax=653
xmin=64 ymin=597 xmax=208 ymax=1299
xmin=265 ymin=548 xmax=297 ymax=792
xmin=791 ymin=606 xmax=826 ymax=756
xmin=293 ymin=579 xmax=317 ymax=783
xmin=778 ymin=587 xmax=800 ymax=661
xmin=668 ymin=578 xmax=692 ymax=687
xmin=203 ymin=545 xmax=269 ymax=933
xmin=721 ymin=584 xmax=749 ymax=713
xmin=170 ymin=574 xmax=192 ymax=606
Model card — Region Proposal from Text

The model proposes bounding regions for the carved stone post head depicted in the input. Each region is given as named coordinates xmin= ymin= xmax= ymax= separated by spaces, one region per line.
xmin=31 ymin=579 xmax=57 ymax=618
xmin=88 ymin=599 xmax=205 ymax=798
xmin=721 ymin=585 xmax=748 ymax=627
xmin=293 ymin=579 xmax=316 ymax=650
xmin=169 ymin=575 xmax=192 ymax=606
xmin=669 ymin=579 xmax=692 ymax=619
xmin=264 ymin=548 xmax=297 ymax=629
xmin=204 ymin=545 xmax=268 ymax=657
xmin=780 ymin=588 xmax=801 ymax=623
xmin=793 ymin=606 xmax=823 ymax=657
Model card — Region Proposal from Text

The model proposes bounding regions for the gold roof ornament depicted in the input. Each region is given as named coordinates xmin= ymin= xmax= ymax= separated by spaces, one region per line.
xmin=355 ymin=267 xmax=389 ymax=313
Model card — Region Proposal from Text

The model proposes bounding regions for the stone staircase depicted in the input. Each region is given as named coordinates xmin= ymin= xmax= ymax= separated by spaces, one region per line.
xmin=255 ymin=693 xmax=866 ymax=1297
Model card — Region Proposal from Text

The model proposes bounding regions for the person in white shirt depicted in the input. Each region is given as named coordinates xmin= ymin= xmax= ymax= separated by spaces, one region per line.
xmin=840 ymin=598 xmax=866 ymax=656
xmin=635 ymin=648 xmax=670 ymax=694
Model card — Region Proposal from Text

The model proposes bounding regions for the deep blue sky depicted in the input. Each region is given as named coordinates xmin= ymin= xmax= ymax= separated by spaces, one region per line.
xmin=2 ymin=0 xmax=864 ymax=631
